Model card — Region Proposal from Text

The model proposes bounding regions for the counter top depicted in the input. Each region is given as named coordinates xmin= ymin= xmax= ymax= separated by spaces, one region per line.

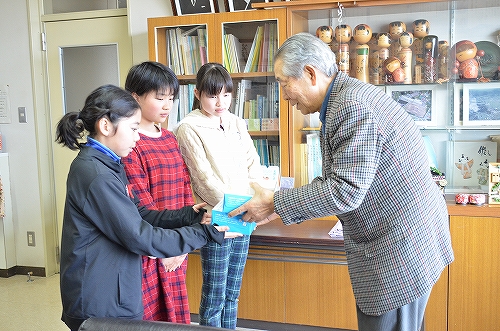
xmin=249 ymin=200 xmax=500 ymax=249
xmin=250 ymin=218 xmax=343 ymax=248
xmin=446 ymin=199 xmax=500 ymax=217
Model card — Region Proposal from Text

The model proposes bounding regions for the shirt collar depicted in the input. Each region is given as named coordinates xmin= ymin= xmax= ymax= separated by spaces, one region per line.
xmin=319 ymin=75 xmax=336 ymax=134
xmin=86 ymin=137 xmax=121 ymax=163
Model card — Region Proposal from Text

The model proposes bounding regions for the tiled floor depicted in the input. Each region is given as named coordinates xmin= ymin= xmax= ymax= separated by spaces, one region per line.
xmin=0 ymin=274 xmax=343 ymax=331
xmin=0 ymin=274 xmax=68 ymax=330
xmin=0 ymin=274 xmax=263 ymax=331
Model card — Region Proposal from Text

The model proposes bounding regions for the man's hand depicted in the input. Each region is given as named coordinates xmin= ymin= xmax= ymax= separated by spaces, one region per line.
xmin=255 ymin=212 xmax=280 ymax=227
xmin=227 ymin=182 xmax=276 ymax=222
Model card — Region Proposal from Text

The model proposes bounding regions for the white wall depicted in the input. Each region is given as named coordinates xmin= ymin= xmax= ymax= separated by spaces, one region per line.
xmin=127 ymin=0 xmax=227 ymax=63
xmin=0 ymin=1 xmax=49 ymax=271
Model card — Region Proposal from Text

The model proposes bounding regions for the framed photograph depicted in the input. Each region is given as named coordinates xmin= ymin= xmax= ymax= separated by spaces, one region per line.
xmin=225 ymin=0 xmax=268 ymax=12
xmin=453 ymin=83 xmax=463 ymax=126
xmin=171 ymin=0 xmax=217 ymax=16
xmin=462 ymin=82 xmax=500 ymax=126
xmin=386 ymin=84 xmax=437 ymax=127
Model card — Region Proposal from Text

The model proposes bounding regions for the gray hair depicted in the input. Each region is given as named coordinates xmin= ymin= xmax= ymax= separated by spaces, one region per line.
xmin=274 ymin=32 xmax=338 ymax=78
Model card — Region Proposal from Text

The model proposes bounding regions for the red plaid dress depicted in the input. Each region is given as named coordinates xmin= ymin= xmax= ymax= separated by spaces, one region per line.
xmin=123 ymin=129 xmax=194 ymax=323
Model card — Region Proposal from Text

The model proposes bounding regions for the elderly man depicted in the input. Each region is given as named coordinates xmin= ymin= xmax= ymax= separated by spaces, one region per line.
xmin=229 ymin=33 xmax=453 ymax=331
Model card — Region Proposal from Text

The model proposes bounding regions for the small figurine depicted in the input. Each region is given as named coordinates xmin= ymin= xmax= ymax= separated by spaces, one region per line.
xmin=423 ymin=35 xmax=438 ymax=83
xmin=398 ymin=31 xmax=414 ymax=84
xmin=353 ymin=24 xmax=372 ymax=45
xmin=412 ymin=19 xmax=430 ymax=74
xmin=353 ymin=24 xmax=372 ymax=82
xmin=412 ymin=19 xmax=430 ymax=39
xmin=316 ymin=25 xmax=334 ymax=44
xmin=383 ymin=56 xmax=405 ymax=83
xmin=376 ymin=32 xmax=391 ymax=83
xmin=438 ymin=40 xmax=450 ymax=80
xmin=389 ymin=21 xmax=407 ymax=40
xmin=335 ymin=24 xmax=352 ymax=44
xmin=452 ymin=40 xmax=479 ymax=79
xmin=388 ymin=21 xmax=406 ymax=57
xmin=334 ymin=25 xmax=352 ymax=74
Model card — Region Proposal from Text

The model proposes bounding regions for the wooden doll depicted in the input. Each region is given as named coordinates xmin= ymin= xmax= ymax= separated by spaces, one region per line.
xmin=388 ymin=21 xmax=406 ymax=57
xmin=398 ymin=31 xmax=414 ymax=84
xmin=353 ymin=24 xmax=372 ymax=82
xmin=316 ymin=26 xmax=333 ymax=44
xmin=412 ymin=19 xmax=430 ymax=65
xmin=423 ymin=35 xmax=438 ymax=83
xmin=334 ymin=25 xmax=352 ymax=74
xmin=438 ymin=40 xmax=450 ymax=80
xmin=376 ymin=32 xmax=391 ymax=83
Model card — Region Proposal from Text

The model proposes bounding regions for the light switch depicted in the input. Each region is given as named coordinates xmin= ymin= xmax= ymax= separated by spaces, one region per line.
xmin=18 ymin=107 xmax=27 ymax=123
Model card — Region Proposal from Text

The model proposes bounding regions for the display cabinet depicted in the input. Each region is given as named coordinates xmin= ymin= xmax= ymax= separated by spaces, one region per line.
xmin=148 ymin=8 xmax=289 ymax=172
xmin=262 ymin=0 xmax=500 ymax=189
xmin=149 ymin=1 xmax=500 ymax=330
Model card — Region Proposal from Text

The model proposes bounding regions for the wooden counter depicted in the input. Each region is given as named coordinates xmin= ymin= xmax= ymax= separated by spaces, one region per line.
xmin=446 ymin=200 xmax=500 ymax=217
xmin=249 ymin=200 xmax=499 ymax=250
xmin=187 ymin=200 xmax=498 ymax=330
xmin=250 ymin=218 xmax=342 ymax=248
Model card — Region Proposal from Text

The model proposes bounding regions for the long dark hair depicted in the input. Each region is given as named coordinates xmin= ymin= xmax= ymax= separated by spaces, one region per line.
xmin=192 ymin=63 xmax=233 ymax=111
xmin=55 ymin=84 xmax=139 ymax=150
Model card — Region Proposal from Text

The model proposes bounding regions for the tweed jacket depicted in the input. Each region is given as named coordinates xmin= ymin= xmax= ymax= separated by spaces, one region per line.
xmin=274 ymin=72 xmax=454 ymax=316
xmin=174 ymin=109 xmax=262 ymax=209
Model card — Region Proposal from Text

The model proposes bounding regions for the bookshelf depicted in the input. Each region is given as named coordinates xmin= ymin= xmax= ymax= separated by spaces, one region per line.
xmin=148 ymin=8 xmax=288 ymax=175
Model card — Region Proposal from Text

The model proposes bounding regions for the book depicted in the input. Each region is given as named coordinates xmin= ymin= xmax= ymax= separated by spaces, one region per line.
xmin=197 ymin=28 xmax=208 ymax=65
xmin=328 ymin=220 xmax=344 ymax=239
xmin=212 ymin=194 xmax=256 ymax=235
xmin=306 ymin=132 xmax=322 ymax=183
xmin=260 ymin=165 xmax=280 ymax=191
xmin=244 ymin=26 xmax=264 ymax=73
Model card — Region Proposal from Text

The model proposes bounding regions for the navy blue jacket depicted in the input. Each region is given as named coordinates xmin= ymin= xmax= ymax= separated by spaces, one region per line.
xmin=60 ymin=146 xmax=223 ymax=330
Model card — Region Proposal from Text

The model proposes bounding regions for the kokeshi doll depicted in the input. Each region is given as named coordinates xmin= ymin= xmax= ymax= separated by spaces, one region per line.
xmin=353 ymin=24 xmax=372 ymax=82
xmin=356 ymin=44 xmax=370 ymax=82
xmin=398 ymin=31 xmax=414 ymax=84
xmin=376 ymin=32 xmax=391 ymax=83
xmin=335 ymin=24 xmax=352 ymax=44
xmin=369 ymin=48 xmax=381 ymax=85
xmin=412 ymin=19 xmax=430 ymax=66
xmin=423 ymin=35 xmax=438 ymax=83
xmin=335 ymin=25 xmax=352 ymax=74
xmin=338 ymin=43 xmax=350 ymax=74
xmin=438 ymin=40 xmax=450 ymax=79
xmin=388 ymin=21 xmax=406 ymax=57
xmin=316 ymin=26 xmax=334 ymax=45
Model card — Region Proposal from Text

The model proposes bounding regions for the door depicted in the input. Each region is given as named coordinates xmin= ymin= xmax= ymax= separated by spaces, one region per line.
xmin=45 ymin=14 xmax=133 ymax=269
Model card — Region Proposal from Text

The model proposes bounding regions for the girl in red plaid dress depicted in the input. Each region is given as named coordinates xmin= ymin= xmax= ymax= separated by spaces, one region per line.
xmin=123 ymin=61 xmax=194 ymax=323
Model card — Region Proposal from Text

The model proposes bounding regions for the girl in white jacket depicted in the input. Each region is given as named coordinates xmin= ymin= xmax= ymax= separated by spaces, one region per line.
xmin=174 ymin=63 xmax=262 ymax=329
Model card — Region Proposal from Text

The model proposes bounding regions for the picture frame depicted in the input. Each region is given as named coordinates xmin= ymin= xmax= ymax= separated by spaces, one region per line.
xmin=171 ymin=0 xmax=217 ymax=16
xmin=453 ymin=83 xmax=463 ymax=126
xmin=386 ymin=84 xmax=437 ymax=127
xmin=446 ymin=141 xmax=497 ymax=189
xmin=462 ymin=82 xmax=500 ymax=126
xmin=224 ymin=0 xmax=268 ymax=12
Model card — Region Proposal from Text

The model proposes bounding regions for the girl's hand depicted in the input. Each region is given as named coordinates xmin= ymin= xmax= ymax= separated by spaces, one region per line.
xmin=193 ymin=202 xmax=211 ymax=224
xmin=161 ymin=255 xmax=186 ymax=272
xmin=214 ymin=225 xmax=243 ymax=239
xmin=200 ymin=212 xmax=211 ymax=225
xmin=192 ymin=202 xmax=207 ymax=213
